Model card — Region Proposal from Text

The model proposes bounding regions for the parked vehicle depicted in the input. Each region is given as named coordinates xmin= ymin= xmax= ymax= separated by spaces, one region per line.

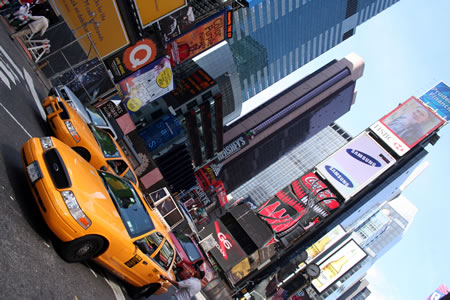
xmin=42 ymin=95 xmax=138 ymax=186
xmin=21 ymin=137 xmax=176 ymax=297
xmin=48 ymin=85 xmax=119 ymax=139
xmin=169 ymin=232 xmax=214 ymax=287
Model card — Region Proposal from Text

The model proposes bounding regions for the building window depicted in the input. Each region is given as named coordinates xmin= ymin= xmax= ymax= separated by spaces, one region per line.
xmin=346 ymin=0 xmax=358 ymax=18
xmin=343 ymin=29 xmax=354 ymax=41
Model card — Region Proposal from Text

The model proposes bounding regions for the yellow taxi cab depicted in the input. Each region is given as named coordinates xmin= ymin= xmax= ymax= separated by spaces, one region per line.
xmin=42 ymin=96 xmax=138 ymax=187
xmin=21 ymin=136 xmax=175 ymax=297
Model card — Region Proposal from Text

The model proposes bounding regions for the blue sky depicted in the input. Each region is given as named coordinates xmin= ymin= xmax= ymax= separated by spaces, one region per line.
xmin=248 ymin=0 xmax=450 ymax=298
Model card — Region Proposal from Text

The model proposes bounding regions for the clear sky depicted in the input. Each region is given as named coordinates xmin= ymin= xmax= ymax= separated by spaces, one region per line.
xmin=247 ymin=0 xmax=450 ymax=298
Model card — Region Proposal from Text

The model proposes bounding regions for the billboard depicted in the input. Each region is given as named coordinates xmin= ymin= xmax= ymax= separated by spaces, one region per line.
xmin=156 ymin=5 xmax=197 ymax=43
xmin=370 ymin=97 xmax=445 ymax=156
xmin=258 ymin=172 xmax=340 ymax=239
xmin=426 ymin=284 xmax=450 ymax=300
xmin=118 ymin=56 xmax=174 ymax=114
xmin=305 ymin=225 xmax=346 ymax=263
xmin=198 ymin=219 xmax=247 ymax=272
xmin=420 ymin=82 xmax=450 ymax=121
xmin=167 ymin=12 xmax=225 ymax=65
xmin=138 ymin=114 xmax=184 ymax=152
xmin=311 ymin=239 xmax=367 ymax=294
xmin=54 ymin=0 xmax=129 ymax=58
xmin=104 ymin=36 xmax=164 ymax=82
xmin=133 ymin=0 xmax=187 ymax=28
xmin=316 ymin=132 xmax=396 ymax=200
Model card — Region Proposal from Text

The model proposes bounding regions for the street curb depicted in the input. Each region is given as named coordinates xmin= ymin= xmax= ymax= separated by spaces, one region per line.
xmin=1 ymin=16 xmax=53 ymax=91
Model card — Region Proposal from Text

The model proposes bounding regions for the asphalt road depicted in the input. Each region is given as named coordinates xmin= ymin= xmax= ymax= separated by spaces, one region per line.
xmin=0 ymin=19 xmax=175 ymax=300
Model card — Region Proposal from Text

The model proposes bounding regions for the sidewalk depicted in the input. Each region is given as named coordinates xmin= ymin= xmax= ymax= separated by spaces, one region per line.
xmin=1 ymin=15 xmax=52 ymax=90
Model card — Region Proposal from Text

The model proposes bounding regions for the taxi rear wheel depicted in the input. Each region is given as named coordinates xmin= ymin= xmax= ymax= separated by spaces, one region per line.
xmin=58 ymin=235 xmax=107 ymax=263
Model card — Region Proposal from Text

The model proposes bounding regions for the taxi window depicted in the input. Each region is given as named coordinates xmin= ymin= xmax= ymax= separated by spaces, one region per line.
xmin=99 ymin=171 xmax=154 ymax=237
xmin=107 ymin=159 xmax=128 ymax=175
xmin=89 ymin=125 xmax=120 ymax=158
xmin=134 ymin=232 xmax=164 ymax=257
xmin=86 ymin=105 xmax=108 ymax=126
xmin=123 ymin=169 xmax=137 ymax=185
xmin=153 ymin=240 xmax=175 ymax=271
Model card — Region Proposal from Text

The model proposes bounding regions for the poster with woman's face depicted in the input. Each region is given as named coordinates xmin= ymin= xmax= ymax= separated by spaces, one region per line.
xmin=381 ymin=97 xmax=444 ymax=147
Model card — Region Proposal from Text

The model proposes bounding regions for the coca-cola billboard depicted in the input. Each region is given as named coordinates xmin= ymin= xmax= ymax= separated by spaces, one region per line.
xmin=257 ymin=172 xmax=341 ymax=241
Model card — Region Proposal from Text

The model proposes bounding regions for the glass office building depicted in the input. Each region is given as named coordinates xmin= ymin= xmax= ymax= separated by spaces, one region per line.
xmin=229 ymin=0 xmax=400 ymax=100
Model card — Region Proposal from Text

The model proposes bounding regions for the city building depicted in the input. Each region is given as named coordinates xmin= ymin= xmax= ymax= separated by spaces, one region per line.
xmin=228 ymin=0 xmax=400 ymax=101
xmin=306 ymin=194 xmax=419 ymax=300
xmin=218 ymin=53 xmax=364 ymax=192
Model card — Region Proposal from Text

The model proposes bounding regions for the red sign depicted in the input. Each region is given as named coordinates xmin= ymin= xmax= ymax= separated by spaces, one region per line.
xmin=167 ymin=12 xmax=225 ymax=65
xmin=226 ymin=10 xmax=233 ymax=39
xmin=123 ymin=39 xmax=158 ymax=71
xmin=258 ymin=172 xmax=340 ymax=237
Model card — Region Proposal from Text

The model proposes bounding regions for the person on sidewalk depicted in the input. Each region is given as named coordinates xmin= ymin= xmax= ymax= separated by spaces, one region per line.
xmin=10 ymin=14 xmax=48 ymax=39
xmin=161 ymin=269 xmax=205 ymax=300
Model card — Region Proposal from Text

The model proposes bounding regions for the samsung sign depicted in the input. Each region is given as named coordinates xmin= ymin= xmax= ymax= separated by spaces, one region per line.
xmin=215 ymin=133 xmax=249 ymax=163
xmin=316 ymin=132 xmax=395 ymax=200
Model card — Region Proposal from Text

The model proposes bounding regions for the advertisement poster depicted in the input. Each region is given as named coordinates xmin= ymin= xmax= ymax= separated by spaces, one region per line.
xmin=311 ymin=240 xmax=366 ymax=294
xmin=133 ymin=0 xmax=186 ymax=27
xmin=316 ymin=132 xmax=396 ymax=200
xmin=257 ymin=172 xmax=340 ymax=238
xmin=198 ymin=220 xmax=247 ymax=272
xmin=305 ymin=225 xmax=346 ymax=263
xmin=138 ymin=114 xmax=184 ymax=152
xmin=420 ymin=82 xmax=450 ymax=121
xmin=167 ymin=12 xmax=225 ymax=65
xmin=104 ymin=36 xmax=164 ymax=82
xmin=54 ymin=0 xmax=129 ymax=58
xmin=370 ymin=97 xmax=444 ymax=156
xmin=156 ymin=5 xmax=196 ymax=43
xmin=118 ymin=56 xmax=174 ymax=114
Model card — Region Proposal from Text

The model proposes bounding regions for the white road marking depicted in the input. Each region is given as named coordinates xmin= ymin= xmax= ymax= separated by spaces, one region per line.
xmin=89 ymin=267 xmax=98 ymax=278
xmin=0 ymin=58 xmax=18 ymax=88
xmin=0 ymin=102 xmax=31 ymax=138
xmin=0 ymin=45 xmax=23 ymax=80
xmin=0 ymin=67 xmax=11 ymax=89
xmin=23 ymin=67 xmax=46 ymax=121
xmin=103 ymin=275 xmax=126 ymax=300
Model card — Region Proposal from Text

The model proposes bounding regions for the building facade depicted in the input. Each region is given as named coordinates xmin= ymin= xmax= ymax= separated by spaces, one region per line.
xmin=229 ymin=0 xmax=400 ymax=101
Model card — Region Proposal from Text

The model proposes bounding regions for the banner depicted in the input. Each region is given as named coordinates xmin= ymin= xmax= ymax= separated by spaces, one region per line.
xmin=133 ymin=0 xmax=186 ymax=28
xmin=54 ymin=0 xmax=129 ymax=58
xmin=118 ymin=56 xmax=174 ymax=114
xmin=420 ymin=82 xmax=450 ymax=121
xmin=370 ymin=97 xmax=444 ymax=156
xmin=167 ymin=12 xmax=225 ymax=65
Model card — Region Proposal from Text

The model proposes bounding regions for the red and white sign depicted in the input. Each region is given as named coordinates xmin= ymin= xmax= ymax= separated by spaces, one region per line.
xmin=123 ymin=39 xmax=157 ymax=71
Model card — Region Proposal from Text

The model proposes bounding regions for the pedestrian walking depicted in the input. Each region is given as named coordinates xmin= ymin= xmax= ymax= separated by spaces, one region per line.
xmin=10 ymin=14 xmax=48 ymax=39
xmin=160 ymin=269 xmax=205 ymax=300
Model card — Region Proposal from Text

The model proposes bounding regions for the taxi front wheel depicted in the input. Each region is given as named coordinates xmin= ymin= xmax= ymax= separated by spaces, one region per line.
xmin=58 ymin=235 xmax=107 ymax=263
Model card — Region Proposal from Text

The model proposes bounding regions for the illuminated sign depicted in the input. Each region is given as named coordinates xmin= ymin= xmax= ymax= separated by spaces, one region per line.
xmin=226 ymin=10 xmax=233 ymax=39
xmin=316 ymin=132 xmax=396 ymax=200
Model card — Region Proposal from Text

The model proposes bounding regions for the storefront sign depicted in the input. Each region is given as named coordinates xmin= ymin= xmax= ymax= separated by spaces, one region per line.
xmin=215 ymin=133 xmax=249 ymax=163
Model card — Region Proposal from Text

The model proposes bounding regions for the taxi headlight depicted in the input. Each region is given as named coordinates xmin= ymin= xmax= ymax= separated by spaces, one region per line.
xmin=60 ymin=191 xmax=91 ymax=229
xmin=40 ymin=137 xmax=54 ymax=150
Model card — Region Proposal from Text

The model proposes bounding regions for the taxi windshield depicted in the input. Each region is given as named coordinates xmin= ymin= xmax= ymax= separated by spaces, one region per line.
xmin=99 ymin=171 xmax=154 ymax=237
xmin=89 ymin=125 xmax=120 ymax=158
xmin=135 ymin=232 xmax=175 ymax=271
xmin=86 ymin=105 xmax=108 ymax=127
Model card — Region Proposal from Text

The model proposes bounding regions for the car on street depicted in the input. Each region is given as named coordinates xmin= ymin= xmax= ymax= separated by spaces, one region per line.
xmin=48 ymin=85 xmax=119 ymax=139
xmin=42 ymin=95 xmax=138 ymax=186
xmin=21 ymin=136 xmax=176 ymax=297
xmin=169 ymin=232 xmax=214 ymax=287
